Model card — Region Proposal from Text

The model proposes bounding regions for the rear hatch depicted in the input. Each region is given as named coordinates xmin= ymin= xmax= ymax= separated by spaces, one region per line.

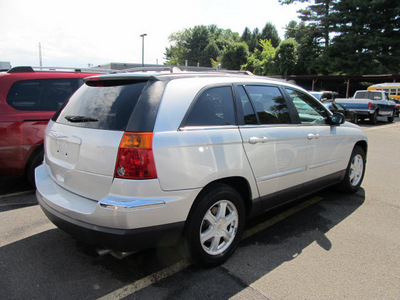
xmin=44 ymin=75 xmax=153 ymax=200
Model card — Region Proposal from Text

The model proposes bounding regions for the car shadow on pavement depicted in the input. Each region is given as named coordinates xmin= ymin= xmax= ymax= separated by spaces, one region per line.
xmin=0 ymin=177 xmax=37 ymax=212
xmin=0 ymin=177 xmax=34 ymax=195
xmin=0 ymin=189 xmax=365 ymax=299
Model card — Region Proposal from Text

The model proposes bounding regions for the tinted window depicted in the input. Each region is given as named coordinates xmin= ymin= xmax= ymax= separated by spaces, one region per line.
xmin=245 ymin=85 xmax=291 ymax=124
xmin=7 ymin=79 xmax=80 ymax=111
xmin=57 ymin=81 xmax=147 ymax=131
xmin=285 ymin=88 xmax=329 ymax=124
xmin=185 ymin=86 xmax=236 ymax=126
xmin=355 ymin=91 xmax=369 ymax=99
xmin=371 ymin=91 xmax=383 ymax=100
xmin=238 ymin=86 xmax=257 ymax=125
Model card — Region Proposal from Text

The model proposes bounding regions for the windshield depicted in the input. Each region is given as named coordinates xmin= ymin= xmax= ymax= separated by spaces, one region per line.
xmin=56 ymin=81 xmax=147 ymax=131
xmin=311 ymin=92 xmax=322 ymax=100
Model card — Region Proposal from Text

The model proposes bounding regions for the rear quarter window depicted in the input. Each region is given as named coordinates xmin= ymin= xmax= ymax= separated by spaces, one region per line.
xmin=56 ymin=81 xmax=147 ymax=131
xmin=6 ymin=79 xmax=81 ymax=111
xmin=183 ymin=86 xmax=236 ymax=126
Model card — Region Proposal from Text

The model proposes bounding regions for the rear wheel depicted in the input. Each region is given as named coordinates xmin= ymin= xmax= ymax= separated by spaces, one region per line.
xmin=338 ymin=146 xmax=366 ymax=193
xmin=26 ymin=149 xmax=44 ymax=187
xmin=388 ymin=110 xmax=395 ymax=123
xmin=181 ymin=184 xmax=245 ymax=267
xmin=369 ymin=111 xmax=377 ymax=125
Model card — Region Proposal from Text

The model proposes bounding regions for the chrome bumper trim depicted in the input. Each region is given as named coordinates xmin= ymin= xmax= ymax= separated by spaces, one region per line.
xmin=99 ymin=199 xmax=166 ymax=211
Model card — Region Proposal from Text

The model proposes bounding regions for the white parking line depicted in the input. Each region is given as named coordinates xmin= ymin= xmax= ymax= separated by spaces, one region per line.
xmin=97 ymin=260 xmax=191 ymax=300
xmin=97 ymin=195 xmax=324 ymax=299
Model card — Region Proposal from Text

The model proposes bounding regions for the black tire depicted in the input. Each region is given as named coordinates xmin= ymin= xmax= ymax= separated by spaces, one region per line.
xmin=180 ymin=184 xmax=246 ymax=267
xmin=388 ymin=110 xmax=395 ymax=123
xmin=369 ymin=111 xmax=377 ymax=125
xmin=27 ymin=149 xmax=44 ymax=187
xmin=338 ymin=146 xmax=366 ymax=193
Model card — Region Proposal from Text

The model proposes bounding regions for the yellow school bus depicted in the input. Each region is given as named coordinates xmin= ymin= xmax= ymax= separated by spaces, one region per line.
xmin=368 ymin=83 xmax=400 ymax=100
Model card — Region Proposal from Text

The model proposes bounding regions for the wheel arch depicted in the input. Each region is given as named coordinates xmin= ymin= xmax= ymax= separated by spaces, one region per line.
xmin=25 ymin=144 xmax=44 ymax=186
xmin=187 ymin=176 xmax=255 ymax=222
xmin=355 ymin=140 xmax=368 ymax=158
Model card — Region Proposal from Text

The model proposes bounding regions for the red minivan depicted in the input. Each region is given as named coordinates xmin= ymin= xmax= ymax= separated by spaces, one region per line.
xmin=0 ymin=66 xmax=100 ymax=185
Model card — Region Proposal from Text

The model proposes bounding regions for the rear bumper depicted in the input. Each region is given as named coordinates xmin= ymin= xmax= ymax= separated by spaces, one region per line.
xmin=35 ymin=163 xmax=198 ymax=251
xmin=37 ymin=192 xmax=184 ymax=251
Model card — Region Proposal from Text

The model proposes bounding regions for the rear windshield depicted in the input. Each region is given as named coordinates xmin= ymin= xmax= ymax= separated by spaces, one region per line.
xmin=56 ymin=80 xmax=147 ymax=131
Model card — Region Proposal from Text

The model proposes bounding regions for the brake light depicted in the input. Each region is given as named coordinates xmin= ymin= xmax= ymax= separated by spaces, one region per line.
xmin=368 ymin=102 xmax=372 ymax=109
xmin=114 ymin=132 xmax=157 ymax=180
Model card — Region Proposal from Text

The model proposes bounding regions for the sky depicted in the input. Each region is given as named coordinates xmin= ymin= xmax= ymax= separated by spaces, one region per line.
xmin=0 ymin=0 xmax=307 ymax=68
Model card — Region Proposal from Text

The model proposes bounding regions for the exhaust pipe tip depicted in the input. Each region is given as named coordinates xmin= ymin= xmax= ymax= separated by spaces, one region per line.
xmin=96 ymin=248 xmax=111 ymax=256
xmin=95 ymin=248 xmax=136 ymax=259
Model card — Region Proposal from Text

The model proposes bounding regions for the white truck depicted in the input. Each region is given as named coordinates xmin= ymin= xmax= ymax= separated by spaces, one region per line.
xmin=336 ymin=90 xmax=397 ymax=124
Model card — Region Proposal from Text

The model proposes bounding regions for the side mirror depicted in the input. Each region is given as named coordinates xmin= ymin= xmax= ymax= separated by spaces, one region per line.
xmin=329 ymin=112 xmax=345 ymax=125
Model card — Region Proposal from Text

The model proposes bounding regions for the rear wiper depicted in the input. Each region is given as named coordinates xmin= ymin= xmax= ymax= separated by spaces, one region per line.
xmin=65 ymin=115 xmax=98 ymax=123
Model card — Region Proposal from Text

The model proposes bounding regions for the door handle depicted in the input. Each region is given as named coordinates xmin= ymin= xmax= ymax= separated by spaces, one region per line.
xmin=249 ymin=137 xmax=268 ymax=144
xmin=307 ymin=133 xmax=320 ymax=140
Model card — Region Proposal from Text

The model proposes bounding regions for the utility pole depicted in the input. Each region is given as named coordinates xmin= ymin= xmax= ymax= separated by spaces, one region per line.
xmin=140 ymin=34 xmax=147 ymax=67
xmin=39 ymin=43 xmax=43 ymax=68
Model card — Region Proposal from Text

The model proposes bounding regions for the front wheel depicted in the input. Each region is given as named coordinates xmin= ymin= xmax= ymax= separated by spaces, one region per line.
xmin=181 ymin=184 xmax=246 ymax=267
xmin=338 ymin=146 xmax=366 ymax=193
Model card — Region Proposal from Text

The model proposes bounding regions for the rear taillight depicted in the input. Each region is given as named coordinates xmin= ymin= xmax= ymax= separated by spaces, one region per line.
xmin=368 ymin=102 xmax=372 ymax=109
xmin=114 ymin=132 xmax=157 ymax=180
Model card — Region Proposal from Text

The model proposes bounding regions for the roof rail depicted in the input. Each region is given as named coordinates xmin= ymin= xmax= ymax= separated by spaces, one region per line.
xmin=7 ymin=66 xmax=112 ymax=74
xmin=116 ymin=66 xmax=254 ymax=75
xmin=115 ymin=66 xmax=182 ymax=73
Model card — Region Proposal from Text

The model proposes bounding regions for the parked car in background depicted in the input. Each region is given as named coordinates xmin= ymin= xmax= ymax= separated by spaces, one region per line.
xmin=336 ymin=90 xmax=397 ymax=124
xmin=391 ymin=99 xmax=400 ymax=117
xmin=310 ymin=91 xmax=339 ymax=102
xmin=323 ymin=101 xmax=357 ymax=123
xmin=36 ymin=68 xmax=368 ymax=267
xmin=0 ymin=66 xmax=101 ymax=185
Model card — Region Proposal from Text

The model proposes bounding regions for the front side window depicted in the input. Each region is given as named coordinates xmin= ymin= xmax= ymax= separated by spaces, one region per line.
xmin=244 ymin=85 xmax=291 ymax=124
xmin=7 ymin=79 xmax=80 ymax=111
xmin=285 ymin=88 xmax=329 ymax=124
xmin=184 ymin=86 xmax=236 ymax=126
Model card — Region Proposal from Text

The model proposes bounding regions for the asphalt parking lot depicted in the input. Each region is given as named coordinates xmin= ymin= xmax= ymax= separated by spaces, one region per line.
xmin=1 ymin=118 xmax=399 ymax=299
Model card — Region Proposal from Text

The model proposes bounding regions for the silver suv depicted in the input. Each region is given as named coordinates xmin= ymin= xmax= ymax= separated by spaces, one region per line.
xmin=36 ymin=69 xmax=368 ymax=267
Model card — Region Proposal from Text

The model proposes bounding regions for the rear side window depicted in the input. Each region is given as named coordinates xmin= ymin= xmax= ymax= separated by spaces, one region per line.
xmin=56 ymin=81 xmax=147 ymax=131
xmin=7 ymin=79 xmax=81 ymax=111
xmin=184 ymin=86 xmax=236 ymax=126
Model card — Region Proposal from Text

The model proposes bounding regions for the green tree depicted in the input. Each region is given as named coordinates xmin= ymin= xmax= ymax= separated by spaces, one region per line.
xmin=241 ymin=39 xmax=276 ymax=75
xmin=280 ymin=0 xmax=335 ymax=74
xmin=220 ymin=42 xmax=249 ymax=70
xmin=241 ymin=27 xmax=252 ymax=44
xmin=284 ymin=20 xmax=323 ymax=74
xmin=260 ymin=22 xmax=281 ymax=48
xmin=165 ymin=25 xmax=241 ymax=67
xmin=274 ymin=38 xmax=299 ymax=76
xmin=280 ymin=0 xmax=334 ymax=49
xmin=328 ymin=0 xmax=400 ymax=74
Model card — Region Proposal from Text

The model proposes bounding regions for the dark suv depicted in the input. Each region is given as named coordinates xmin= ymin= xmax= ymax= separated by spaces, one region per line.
xmin=0 ymin=66 xmax=100 ymax=185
